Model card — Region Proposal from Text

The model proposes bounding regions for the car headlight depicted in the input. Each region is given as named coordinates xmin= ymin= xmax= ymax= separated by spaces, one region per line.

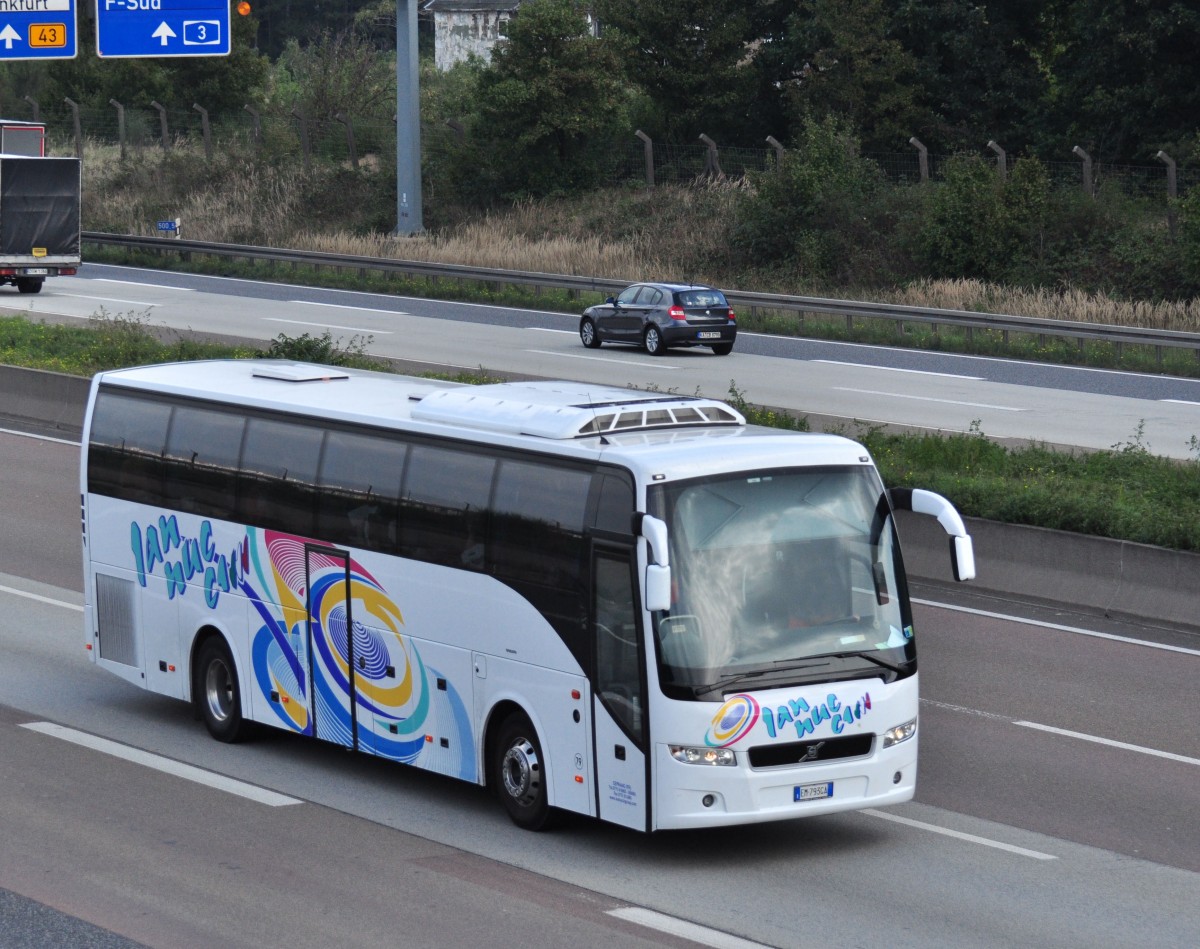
xmin=669 ymin=745 xmax=736 ymax=766
xmin=882 ymin=719 xmax=917 ymax=748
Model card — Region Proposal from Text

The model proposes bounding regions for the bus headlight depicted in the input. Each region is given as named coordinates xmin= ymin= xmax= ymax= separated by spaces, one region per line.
xmin=669 ymin=745 xmax=736 ymax=766
xmin=882 ymin=719 xmax=917 ymax=748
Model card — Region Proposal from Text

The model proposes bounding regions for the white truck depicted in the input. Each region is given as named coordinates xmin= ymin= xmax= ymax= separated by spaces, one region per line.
xmin=0 ymin=155 xmax=81 ymax=294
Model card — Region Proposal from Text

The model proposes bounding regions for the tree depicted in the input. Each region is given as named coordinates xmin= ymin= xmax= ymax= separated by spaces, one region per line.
xmin=775 ymin=0 xmax=927 ymax=153
xmin=594 ymin=0 xmax=760 ymax=143
xmin=1040 ymin=0 xmax=1200 ymax=161
xmin=887 ymin=0 xmax=1053 ymax=155
xmin=468 ymin=0 xmax=633 ymax=198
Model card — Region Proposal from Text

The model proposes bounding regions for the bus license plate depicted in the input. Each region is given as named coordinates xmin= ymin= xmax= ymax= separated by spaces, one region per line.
xmin=795 ymin=781 xmax=833 ymax=802
xmin=697 ymin=331 xmax=720 ymax=339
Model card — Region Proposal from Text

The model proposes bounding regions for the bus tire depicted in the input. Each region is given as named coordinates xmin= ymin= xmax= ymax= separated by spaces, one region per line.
xmin=196 ymin=638 xmax=247 ymax=743
xmin=493 ymin=713 xmax=554 ymax=830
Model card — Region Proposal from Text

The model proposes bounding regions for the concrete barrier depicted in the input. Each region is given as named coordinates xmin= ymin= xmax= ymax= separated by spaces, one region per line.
xmin=2 ymin=365 xmax=1196 ymax=632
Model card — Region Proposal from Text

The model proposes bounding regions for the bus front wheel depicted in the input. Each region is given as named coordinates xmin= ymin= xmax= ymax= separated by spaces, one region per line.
xmin=196 ymin=638 xmax=247 ymax=743
xmin=493 ymin=713 xmax=553 ymax=830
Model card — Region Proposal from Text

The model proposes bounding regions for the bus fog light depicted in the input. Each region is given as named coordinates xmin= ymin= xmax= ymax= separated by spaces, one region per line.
xmin=882 ymin=719 xmax=917 ymax=748
xmin=702 ymin=794 xmax=716 ymax=807
xmin=669 ymin=745 xmax=736 ymax=766
xmin=893 ymin=771 xmax=902 ymax=785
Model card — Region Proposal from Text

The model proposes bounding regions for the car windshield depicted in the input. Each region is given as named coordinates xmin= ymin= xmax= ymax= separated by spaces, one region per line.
xmin=648 ymin=466 xmax=914 ymax=700
xmin=677 ymin=290 xmax=726 ymax=308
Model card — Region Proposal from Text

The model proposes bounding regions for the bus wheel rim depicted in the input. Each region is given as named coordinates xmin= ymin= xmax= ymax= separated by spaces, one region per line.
xmin=502 ymin=738 xmax=540 ymax=807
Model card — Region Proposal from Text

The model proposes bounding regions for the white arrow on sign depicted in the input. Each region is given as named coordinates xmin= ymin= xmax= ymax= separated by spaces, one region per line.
xmin=0 ymin=24 xmax=22 ymax=50
xmin=152 ymin=22 xmax=176 ymax=46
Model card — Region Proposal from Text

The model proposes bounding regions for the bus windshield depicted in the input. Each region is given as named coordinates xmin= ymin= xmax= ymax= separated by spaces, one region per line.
xmin=649 ymin=466 xmax=915 ymax=699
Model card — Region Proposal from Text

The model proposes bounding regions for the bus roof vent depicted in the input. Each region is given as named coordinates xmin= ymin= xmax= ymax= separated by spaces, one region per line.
xmin=252 ymin=362 xmax=351 ymax=383
xmin=411 ymin=381 xmax=745 ymax=439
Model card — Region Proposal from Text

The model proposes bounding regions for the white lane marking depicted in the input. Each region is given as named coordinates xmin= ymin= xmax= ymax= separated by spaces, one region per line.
xmin=262 ymin=317 xmax=392 ymax=334
xmin=0 ymin=426 xmax=79 ymax=446
xmin=525 ymin=326 xmax=575 ymax=334
xmin=20 ymin=722 xmax=303 ymax=807
xmin=0 ymin=583 xmax=82 ymax=612
xmin=912 ymin=597 xmax=1200 ymax=657
xmin=831 ymin=387 xmax=1024 ymax=411
xmin=863 ymin=809 xmax=1057 ymax=861
xmin=1161 ymin=399 xmax=1200 ymax=405
xmin=58 ymin=294 xmax=160 ymax=307
xmin=286 ymin=300 xmax=409 ymax=317
xmin=606 ymin=908 xmax=772 ymax=949
xmin=814 ymin=360 xmax=982 ymax=380
xmin=1013 ymin=721 xmax=1200 ymax=767
xmin=92 ymin=279 xmax=194 ymax=292
xmin=526 ymin=348 xmax=679 ymax=368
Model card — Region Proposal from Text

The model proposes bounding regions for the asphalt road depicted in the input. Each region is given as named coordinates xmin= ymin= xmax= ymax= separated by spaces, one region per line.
xmin=3 ymin=264 xmax=1200 ymax=457
xmin=1 ymin=427 xmax=1198 ymax=948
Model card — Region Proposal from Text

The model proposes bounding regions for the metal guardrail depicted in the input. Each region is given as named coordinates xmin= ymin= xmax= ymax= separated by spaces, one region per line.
xmin=83 ymin=231 xmax=1200 ymax=361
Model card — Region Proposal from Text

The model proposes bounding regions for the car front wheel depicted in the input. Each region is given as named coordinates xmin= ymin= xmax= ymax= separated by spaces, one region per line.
xmin=644 ymin=325 xmax=667 ymax=356
xmin=580 ymin=318 xmax=602 ymax=349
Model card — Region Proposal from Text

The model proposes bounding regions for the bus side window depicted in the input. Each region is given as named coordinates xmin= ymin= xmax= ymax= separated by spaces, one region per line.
xmin=162 ymin=404 xmax=244 ymax=521
xmin=238 ymin=416 xmax=323 ymax=536
xmin=594 ymin=551 xmax=642 ymax=742
xmin=400 ymin=444 xmax=494 ymax=569
xmin=316 ymin=430 xmax=405 ymax=552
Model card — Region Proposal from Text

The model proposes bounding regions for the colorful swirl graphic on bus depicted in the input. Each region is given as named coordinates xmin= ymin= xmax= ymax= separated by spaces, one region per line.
xmin=237 ymin=528 xmax=475 ymax=780
xmin=705 ymin=693 xmax=761 ymax=747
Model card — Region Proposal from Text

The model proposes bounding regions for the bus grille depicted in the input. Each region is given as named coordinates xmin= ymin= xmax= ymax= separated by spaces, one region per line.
xmin=95 ymin=573 xmax=138 ymax=667
xmin=748 ymin=734 xmax=874 ymax=769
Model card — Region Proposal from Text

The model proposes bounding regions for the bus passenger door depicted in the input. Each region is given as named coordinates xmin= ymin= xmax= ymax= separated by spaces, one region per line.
xmin=306 ymin=546 xmax=358 ymax=750
xmin=591 ymin=544 xmax=649 ymax=831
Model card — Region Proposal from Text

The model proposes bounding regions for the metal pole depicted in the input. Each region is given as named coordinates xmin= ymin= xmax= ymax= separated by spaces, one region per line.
xmin=766 ymin=135 xmax=785 ymax=174
xmin=1072 ymin=146 xmax=1093 ymax=197
xmin=986 ymin=140 xmax=1006 ymax=180
xmin=635 ymin=129 xmax=654 ymax=187
xmin=335 ymin=112 xmax=359 ymax=169
xmin=395 ymin=0 xmax=423 ymax=234
xmin=699 ymin=133 xmax=722 ymax=179
xmin=1157 ymin=150 xmax=1177 ymax=237
xmin=193 ymin=104 xmax=212 ymax=160
xmin=909 ymin=137 xmax=928 ymax=183
xmin=64 ymin=98 xmax=83 ymax=158
xmin=110 ymin=99 xmax=126 ymax=160
xmin=151 ymin=101 xmax=170 ymax=150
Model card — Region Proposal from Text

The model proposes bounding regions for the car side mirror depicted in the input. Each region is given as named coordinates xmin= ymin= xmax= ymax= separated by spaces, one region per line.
xmin=605 ymin=296 xmax=616 ymax=305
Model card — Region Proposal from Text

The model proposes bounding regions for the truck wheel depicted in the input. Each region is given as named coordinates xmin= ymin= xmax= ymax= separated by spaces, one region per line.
xmin=16 ymin=278 xmax=43 ymax=295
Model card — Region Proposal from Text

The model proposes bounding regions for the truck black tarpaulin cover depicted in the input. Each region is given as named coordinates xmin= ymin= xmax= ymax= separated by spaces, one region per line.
xmin=0 ymin=156 xmax=81 ymax=258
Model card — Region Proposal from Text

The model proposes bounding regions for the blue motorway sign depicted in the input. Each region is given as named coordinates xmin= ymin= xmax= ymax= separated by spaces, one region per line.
xmin=0 ymin=0 xmax=77 ymax=60
xmin=96 ymin=0 xmax=230 ymax=59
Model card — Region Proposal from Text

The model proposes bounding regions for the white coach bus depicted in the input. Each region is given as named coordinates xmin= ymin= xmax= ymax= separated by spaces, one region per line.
xmin=80 ymin=360 xmax=974 ymax=832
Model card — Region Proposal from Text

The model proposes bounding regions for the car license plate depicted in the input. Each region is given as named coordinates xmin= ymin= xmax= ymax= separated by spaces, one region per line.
xmin=697 ymin=331 xmax=720 ymax=339
xmin=795 ymin=781 xmax=833 ymax=802
xmin=23 ymin=268 xmax=48 ymax=276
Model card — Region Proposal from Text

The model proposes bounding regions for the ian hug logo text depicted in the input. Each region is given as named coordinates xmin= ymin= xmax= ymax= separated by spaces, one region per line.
xmin=706 ymin=691 xmax=872 ymax=747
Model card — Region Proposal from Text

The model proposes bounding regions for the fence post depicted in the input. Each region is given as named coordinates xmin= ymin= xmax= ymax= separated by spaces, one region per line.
xmin=193 ymin=104 xmax=212 ymax=160
xmin=23 ymin=95 xmax=39 ymax=123
xmin=291 ymin=109 xmax=311 ymax=173
xmin=445 ymin=118 xmax=465 ymax=142
xmin=699 ymin=133 xmax=723 ymax=180
xmin=150 ymin=100 xmax=170 ymax=150
xmin=635 ymin=129 xmax=654 ymax=188
xmin=335 ymin=112 xmax=359 ymax=169
xmin=64 ymin=98 xmax=83 ymax=158
xmin=1072 ymin=146 xmax=1093 ymax=197
xmin=1157 ymin=150 xmax=1177 ymax=237
xmin=766 ymin=135 xmax=785 ymax=174
xmin=986 ymin=139 xmax=1006 ymax=180
xmin=244 ymin=104 xmax=261 ymax=151
xmin=909 ymin=136 xmax=929 ymax=183
xmin=109 ymin=99 xmax=126 ymax=160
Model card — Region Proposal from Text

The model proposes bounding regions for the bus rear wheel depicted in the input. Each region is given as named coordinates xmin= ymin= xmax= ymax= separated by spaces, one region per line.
xmin=196 ymin=638 xmax=247 ymax=743
xmin=493 ymin=713 xmax=553 ymax=830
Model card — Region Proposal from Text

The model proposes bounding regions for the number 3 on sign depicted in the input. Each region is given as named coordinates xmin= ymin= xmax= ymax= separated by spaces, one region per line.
xmin=30 ymin=24 xmax=68 ymax=48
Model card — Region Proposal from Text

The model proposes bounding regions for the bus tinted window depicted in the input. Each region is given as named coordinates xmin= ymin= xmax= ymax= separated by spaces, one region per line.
xmin=317 ymin=428 xmax=406 ymax=551
xmin=88 ymin=390 xmax=172 ymax=504
xmin=401 ymin=444 xmax=495 ymax=569
xmin=593 ymin=471 xmax=635 ymax=535
xmin=491 ymin=459 xmax=591 ymax=588
xmin=238 ymin=416 xmax=324 ymax=536
xmin=162 ymin=404 xmax=245 ymax=520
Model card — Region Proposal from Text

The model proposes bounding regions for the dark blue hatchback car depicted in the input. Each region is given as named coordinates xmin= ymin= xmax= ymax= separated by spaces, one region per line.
xmin=579 ymin=282 xmax=737 ymax=356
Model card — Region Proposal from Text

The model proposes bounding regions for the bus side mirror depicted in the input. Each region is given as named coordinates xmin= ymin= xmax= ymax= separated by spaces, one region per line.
xmin=637 ymin=513 xmax=673 ymax=611
xmin=889 ymin=487 xmax=976 ymax=582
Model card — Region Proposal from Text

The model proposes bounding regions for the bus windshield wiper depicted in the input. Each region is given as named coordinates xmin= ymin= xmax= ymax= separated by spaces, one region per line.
xmin=788 ymin=651 xmax=908 ymax=675
xmin=687 ymin=658 xmax=836 ymax=697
